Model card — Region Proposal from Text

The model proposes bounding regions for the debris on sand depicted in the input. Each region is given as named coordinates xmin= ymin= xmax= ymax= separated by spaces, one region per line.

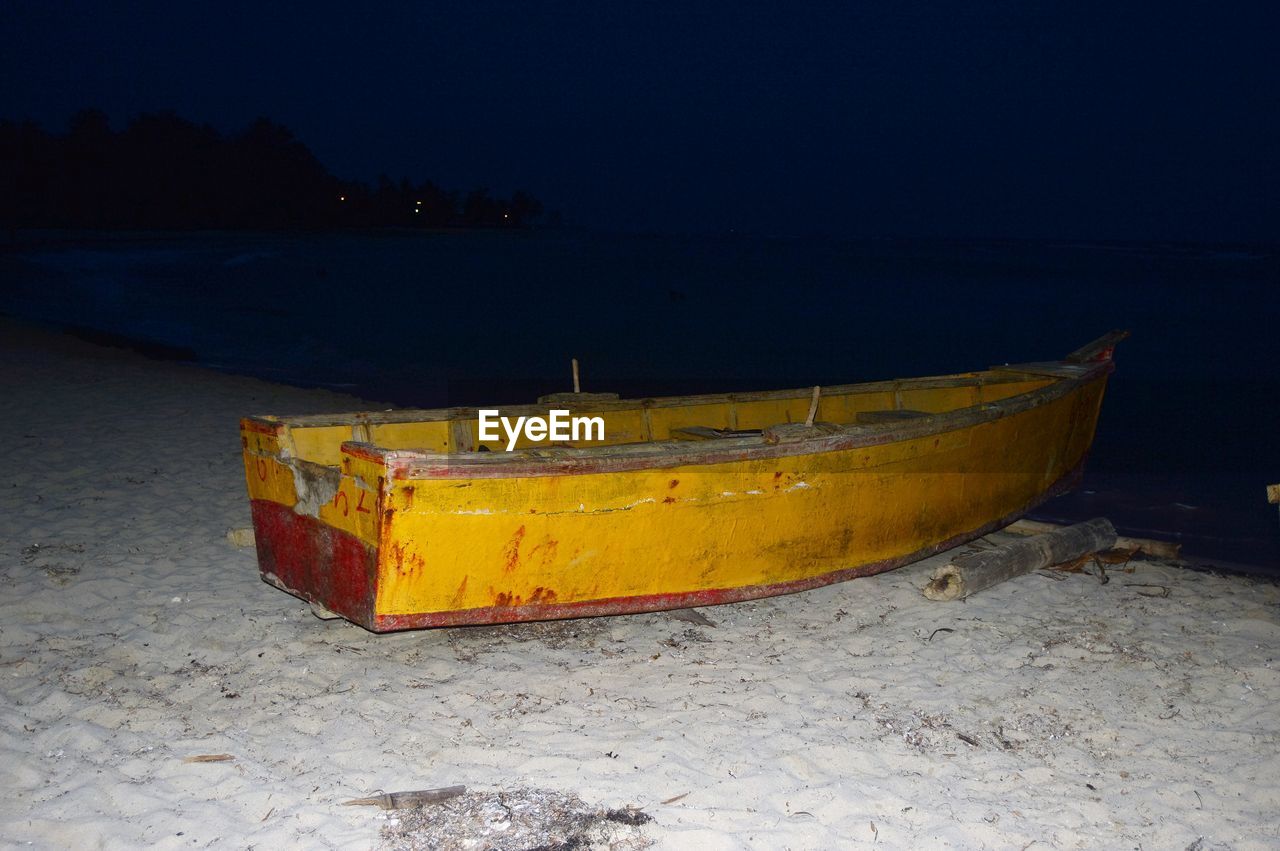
xmin=667 ymin=608 xmax=716 ymax=628
xmin=377 ymin=787 xmax=653 ymax=851
xmin=344 ymin=785 xmax=467 ymax=809
xmin=447 ymin=618 xmax=611 ymax=660
xmin=225 ymin=526 xmax=255 ymax=547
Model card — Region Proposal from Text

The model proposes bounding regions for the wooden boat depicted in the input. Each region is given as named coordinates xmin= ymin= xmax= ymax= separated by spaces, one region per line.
xmin=240 ymin=331 xmax=1126 ymax=631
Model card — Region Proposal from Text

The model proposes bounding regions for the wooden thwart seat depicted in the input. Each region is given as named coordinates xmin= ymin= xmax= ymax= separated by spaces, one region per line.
xmin=855 ymin=409 xmax=929 ymax=424
xmin=670 ymin=426 xmax=764 ymax=441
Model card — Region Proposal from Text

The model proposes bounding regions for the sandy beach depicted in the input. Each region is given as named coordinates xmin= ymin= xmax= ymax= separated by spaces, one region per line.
xmin=3 ymin=319 xmax=1278 ymax=850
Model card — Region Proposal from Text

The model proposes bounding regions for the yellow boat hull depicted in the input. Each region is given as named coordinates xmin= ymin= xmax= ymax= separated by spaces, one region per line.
xmin=241 ymin=336 xmax=1119 ymax=631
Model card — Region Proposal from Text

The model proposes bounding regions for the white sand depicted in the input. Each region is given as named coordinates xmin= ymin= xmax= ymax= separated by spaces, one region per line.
xmin=3 ymin=320 xmax=1278 ymax=850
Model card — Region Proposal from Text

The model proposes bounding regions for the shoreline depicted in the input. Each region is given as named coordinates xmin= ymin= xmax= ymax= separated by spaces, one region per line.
xmin=5 ymin=225 xmax=1278 ymax=251
xmin=1 ymin=225 xmax=559 ymax=255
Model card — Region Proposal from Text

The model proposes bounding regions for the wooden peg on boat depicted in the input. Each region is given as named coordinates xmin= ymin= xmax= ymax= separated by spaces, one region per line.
xmin=805 ymin=385 xmax=821 ymax=427
xmin=538 ymin=357 xmax=620 ymax=404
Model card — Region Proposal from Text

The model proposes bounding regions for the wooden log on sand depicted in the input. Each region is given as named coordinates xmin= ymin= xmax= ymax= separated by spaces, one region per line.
xmin=924 ymin=518 xmax=1117 ymax=601
xmin=342 ymin=785 xmax=467 ymax=810
xmin=1003 ymin=518 xmax=1181 ymax=559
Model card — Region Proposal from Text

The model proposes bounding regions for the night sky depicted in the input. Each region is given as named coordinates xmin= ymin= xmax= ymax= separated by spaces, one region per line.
xmin=3 ymin=2 xmax=1276 ymax=241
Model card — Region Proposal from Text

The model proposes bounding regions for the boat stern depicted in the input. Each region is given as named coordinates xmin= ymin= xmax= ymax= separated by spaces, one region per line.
xmin=240 ymin=417 xmax=385 ymax=629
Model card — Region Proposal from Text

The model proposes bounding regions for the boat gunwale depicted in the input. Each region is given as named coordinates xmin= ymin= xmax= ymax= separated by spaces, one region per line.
xmin=244 ymin=369 xmax=1056 ymax=430
xmin=340 ymin=359 xmax=1112 ymax=479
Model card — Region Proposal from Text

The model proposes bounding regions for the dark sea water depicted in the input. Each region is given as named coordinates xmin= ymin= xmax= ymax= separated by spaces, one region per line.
xmin=3 ymin=229 xmax=1277 ymax=570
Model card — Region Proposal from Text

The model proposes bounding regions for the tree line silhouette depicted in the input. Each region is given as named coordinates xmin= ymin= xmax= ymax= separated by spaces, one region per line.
xmin=0 ymin=109 xmax=545 ymax=230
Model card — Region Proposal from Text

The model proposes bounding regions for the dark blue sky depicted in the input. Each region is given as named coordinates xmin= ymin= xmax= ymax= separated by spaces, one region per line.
xmin=3 ymin=2 xmax=1276 ymax=240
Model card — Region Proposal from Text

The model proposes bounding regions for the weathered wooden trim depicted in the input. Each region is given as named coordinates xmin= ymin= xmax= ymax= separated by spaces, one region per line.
xmin=1065 ymin=329 xmax=1130 ymax=363
xmin=350 ymin=361 xmax=1112 ymax=479
xmin=241 ymin=418 xmax=285 ymax=435
xmin=242 ymin=371 xmax=1041 ymax=430
xmin=670 ymin=426 xmax=763 ymax=440
xmin=856 ymin=409 xmax=929 ymax=424
xmin=536 ymin=391 xmax=620 ymax=404
xmin=991 ymin=362 xmax=1096 ymax=379
xmin=763 ymin=421 xmax=843 ymax=444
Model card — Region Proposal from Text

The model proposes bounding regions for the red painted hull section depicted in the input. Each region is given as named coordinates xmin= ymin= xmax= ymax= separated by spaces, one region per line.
xmin=251 ymin=499 xmax=378 ymax=626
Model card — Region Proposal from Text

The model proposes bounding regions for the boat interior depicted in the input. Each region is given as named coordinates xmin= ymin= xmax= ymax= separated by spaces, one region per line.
xmin=252 ymin=368 xmax=1068 ymax=468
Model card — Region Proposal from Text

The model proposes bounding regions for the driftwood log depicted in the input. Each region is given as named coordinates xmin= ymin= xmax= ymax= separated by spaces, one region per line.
xmin=342 ymin=785 xmax=467 ymax=809
xmin=1003 ymin=518 xmax=1180 ymax=559
xmin=924 ymin=517 xmax=1117 ymax=601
